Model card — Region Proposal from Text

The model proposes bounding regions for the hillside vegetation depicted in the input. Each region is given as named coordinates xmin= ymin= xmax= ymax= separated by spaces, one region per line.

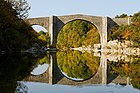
xmin=108 ymin=12 xmax=140 ymax=47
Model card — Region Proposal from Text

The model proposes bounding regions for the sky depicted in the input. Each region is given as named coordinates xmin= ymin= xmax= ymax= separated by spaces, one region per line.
xmin=27 ymin=0 xmax=140 ymax=18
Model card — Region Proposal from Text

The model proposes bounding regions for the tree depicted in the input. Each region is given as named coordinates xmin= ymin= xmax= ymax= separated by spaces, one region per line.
xmin=131 ymin=12 xmax=140 ymax=26
xmin=6 ymin=0 xmax=30 ymax=19
xmin=57 ymin=19 xmax=100 ymax=50
xmin=0 ymin=0 xmax=39 ymax=52
xmin=132 ymin=12 xmax=140 ymax=22
xmin=115 ymin=13 xmax=128 ymax=18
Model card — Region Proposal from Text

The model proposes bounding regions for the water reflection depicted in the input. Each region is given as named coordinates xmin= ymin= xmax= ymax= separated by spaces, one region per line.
xmin=31 ymin=54 xmax=49 ymax=75
xmin=0 ymin=51 xmax=140 ymax=93
xmin=31 ymin=64 xmax=49 ymax=75
xmin=15 ymin=81 xmax=28 ymax=93
xmin=57 ymin=51 xmax=100 ymax=81
xmin=108 ymin=56 xmax=140 ymax=90
xmin=0 ymin=52 xmax=49 ymax=93
xmin=0 ymin=82 xmax=17 ymax=93
xmin=0 ymin=53 xmax=37 ymax=82
xmin=0 ymin=53 xmax=36 ymax=93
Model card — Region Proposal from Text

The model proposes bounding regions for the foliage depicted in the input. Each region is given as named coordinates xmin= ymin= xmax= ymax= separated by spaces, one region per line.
xmin=37 ymin=53 xmax=50 ymax=65
xmin=57 ymin=51 xmax=100 ymax=80
xmin=38 ymin=31 xmax=50 ymax=47
xmin=131 ymin=12 xmax=140 ymax=26
xmin=108 ymin=61 xmax=132 ymax=77
xmin=109 ymin=12 xmax=140 ymax=47
xmin=108 ymin=57 xmax=140 ymax=90
xmin=0 ymin=0 xmax=39 ymax=52
xmin=7 ymin=0 xmax=30 ymax=19
xmin=108 ymin=24 xmax=140 ymax=47
xmin=131 ymin=12 xmax=140 ymax=22
xmin=57 ymin=20 xmax=100 ymax=49
xmin=108 ymin=57 xmax=140 ymax=77
xmin=131 ymin=77 xmax=140 ymax=90
xmin=115 ymin=13 xmax=128 ymax=18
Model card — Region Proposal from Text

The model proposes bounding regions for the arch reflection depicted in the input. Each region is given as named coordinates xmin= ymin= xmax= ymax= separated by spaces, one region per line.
xmin=57 ymin=51 xmax=100 ymax=81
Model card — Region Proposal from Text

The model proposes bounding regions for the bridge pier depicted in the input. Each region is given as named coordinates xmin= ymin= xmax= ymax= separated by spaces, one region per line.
xmin=49 ymin=52 xmax=64 ymax=84
xmin=101 ymin=17 xmax=107 ymax=49
xmin=48 ymin=52 xmax=53 ymax=84
xmin=101 ymin=53 xmax=107 ymax=84
xmin=49 ymin=16 xmax=55 ymax=48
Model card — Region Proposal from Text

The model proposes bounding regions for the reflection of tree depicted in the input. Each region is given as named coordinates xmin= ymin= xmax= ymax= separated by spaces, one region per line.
xmin=131 ymin=77 xmax=140 ymax=90
xmin=57 ymin=20 xmax=100 ymax=49
xmin=0 ymin=53 xmax=38 ymax=93
xmin=0 ymin=82 xmax=28 ymax=93
xmin=108 ymin=57 xmax=140 ymax=90
xmin=37 ymin=52 xmax=50 ymax=65
xmin=57 ymin=51 xmax=100 ymax=80
xmin=0 ymin=53 xmax=37 ymax=82
xmin=15 ymin=81 xmax=28 ymax=93
xmin=130 ymin=58 xmax=140 ymax=90
xmin=0 ymin=83 xmax=17 ymax=93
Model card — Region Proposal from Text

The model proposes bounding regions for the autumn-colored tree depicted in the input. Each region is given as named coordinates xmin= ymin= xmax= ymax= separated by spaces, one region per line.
xmin=131 ymin=12 xmax=140 ymax=26
xmin=57 ymin=19 xmax=100 ymax=50
xmin=108 ymin=12 xmax=140 ymax=47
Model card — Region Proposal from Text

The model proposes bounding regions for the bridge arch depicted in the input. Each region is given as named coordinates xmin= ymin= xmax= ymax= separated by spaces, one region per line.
xmin=56 ymin=19 xmax=100 ymax=49
xmin=49 ymin=14 xmax=107 ymax=48
xmin=56 ymin=15 xmax=102 ymax=35
xmin=59 ymin=18 xmax=100 ymax=37
xmin=25 ymin=17 xmax=49 ymax=31
xmin=25 ymin=15 xmax=107 ymax=48
xmin=32 ymin=25 xmax=48 ymax=32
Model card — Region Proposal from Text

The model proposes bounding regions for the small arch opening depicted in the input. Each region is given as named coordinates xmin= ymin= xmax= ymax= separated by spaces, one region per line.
xmin=32 ymin=25 xmax=48 ymax=33
xmin=32 ymin=25 xmax=50 ymax=47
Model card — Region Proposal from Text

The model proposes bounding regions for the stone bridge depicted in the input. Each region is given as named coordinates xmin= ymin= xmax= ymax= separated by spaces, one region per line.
xmin=25 ymin=14 xmax=131 ymax=48
xmin=24 ymin=14 xmax=131 ymax=85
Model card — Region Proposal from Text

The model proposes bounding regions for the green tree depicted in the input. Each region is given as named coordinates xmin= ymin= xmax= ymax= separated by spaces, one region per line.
xmin=115 ymin=13 xmax=128 ymax=18
xmin=38 ymin=31 xmax=50 ymax=47
xmin=0 ymin=0 xmax=39 ymax=52
xmin=7 ymin=0 xmax=30 ymax=19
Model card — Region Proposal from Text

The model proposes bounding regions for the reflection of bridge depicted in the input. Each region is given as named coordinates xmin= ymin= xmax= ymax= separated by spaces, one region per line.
xmin=26 ymin=14 xmax=131 ymax=48
xmin=24 ymin=52 xmax=130 ymax=86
